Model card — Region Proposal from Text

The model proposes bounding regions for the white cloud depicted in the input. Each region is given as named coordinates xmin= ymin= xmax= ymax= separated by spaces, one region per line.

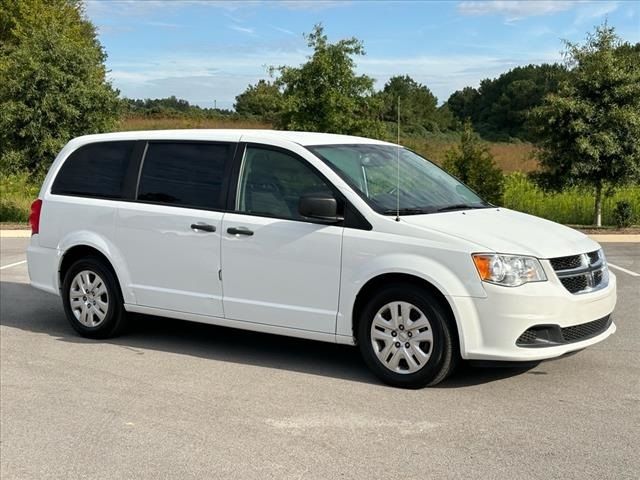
xmin=96 ymin=24 xmax=133 ymax=35
xmin=457 ymin=1 xmax=576 ymax=21
xmin=275 ymin=1 xmax=349 ymax=11
xmin=573 ymin=1 xmax=619 ymax=25
xmin=145 ymin=21 xmax=183 ymax=29
xmin=229 ymin=25 xmax=255 ymax=35
xmin=85 ymin=0 xmax=346 ymax=19
xmin=106 ymin=47 xmax=564 ymax=108
xmin=457 ymin=1 xmax=622 ymax=24
xmin=271 ymin=25 xmax=297 ymax=36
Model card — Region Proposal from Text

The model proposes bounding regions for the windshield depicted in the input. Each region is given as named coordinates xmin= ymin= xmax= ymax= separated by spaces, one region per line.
xmin=308 ymin=144 xmax=490 ymax=215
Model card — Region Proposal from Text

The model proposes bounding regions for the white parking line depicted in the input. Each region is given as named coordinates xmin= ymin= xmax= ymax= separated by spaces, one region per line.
xmin=0 ymin=260 xmax=27 ymax=271
xmin=608 ymin=263 xmax=640 ymax=277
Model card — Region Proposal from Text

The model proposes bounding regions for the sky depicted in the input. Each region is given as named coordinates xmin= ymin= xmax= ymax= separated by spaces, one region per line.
xmin=85 ymin=0 xmax=640 ymax=109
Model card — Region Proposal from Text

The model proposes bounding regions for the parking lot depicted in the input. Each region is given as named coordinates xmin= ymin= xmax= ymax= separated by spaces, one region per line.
xmin=1 ymin=237 xmax=638 ymax=479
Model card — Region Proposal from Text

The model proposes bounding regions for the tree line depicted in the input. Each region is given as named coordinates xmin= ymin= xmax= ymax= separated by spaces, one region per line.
xmin=124 ymin=96 xmax=236 ymax=118
xmin=1 ymin=0 xmax=638 ymax=226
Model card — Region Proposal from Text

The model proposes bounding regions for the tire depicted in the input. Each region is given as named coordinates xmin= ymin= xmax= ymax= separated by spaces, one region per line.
xmin=61 ymin=257 xmax=128 ymax=339
xmin=357 ymin=284 xmax=458 ymax=388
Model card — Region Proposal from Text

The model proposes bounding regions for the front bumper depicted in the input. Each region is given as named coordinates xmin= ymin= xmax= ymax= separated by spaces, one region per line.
xmin=450 ymin=271 xmax=617 ymax=362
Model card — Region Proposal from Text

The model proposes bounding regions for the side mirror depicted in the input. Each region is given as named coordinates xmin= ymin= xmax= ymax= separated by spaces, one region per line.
xmin=299 ymin=195 xmax=343 ymax=223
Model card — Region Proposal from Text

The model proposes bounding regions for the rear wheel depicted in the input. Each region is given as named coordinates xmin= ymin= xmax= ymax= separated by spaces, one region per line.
xmin=358 ymin=284 xmax=458 ymax=388
xmin=61 ymin=257 xmax=128 ymax=339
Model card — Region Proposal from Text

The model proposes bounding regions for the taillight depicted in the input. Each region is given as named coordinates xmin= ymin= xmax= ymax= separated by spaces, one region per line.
xmin=29 ymin=199 xmax=42 ymax=235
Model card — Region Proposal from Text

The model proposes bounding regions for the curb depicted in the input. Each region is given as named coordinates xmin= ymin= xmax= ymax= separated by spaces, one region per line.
xmin=587 ymin=234 xmax=640 ymax=243
xmin=1 ymin=229 xmax=639 ymax=242
xmin=1 ymin=230 xmax=31 ymax=238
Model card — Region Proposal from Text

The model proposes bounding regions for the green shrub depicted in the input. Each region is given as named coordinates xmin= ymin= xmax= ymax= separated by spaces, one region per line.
xmin=1 ymin=0 xmax=121 ymax=174
xmin=612 ymin=201 xmax=633 ymax=228
xmin=503 ymin=172 xmax=640 ymax=226
xmin=0 ymin=173 xmax=41 ymax=223
xmin=442 ymin=121 xmax=504 ymax=204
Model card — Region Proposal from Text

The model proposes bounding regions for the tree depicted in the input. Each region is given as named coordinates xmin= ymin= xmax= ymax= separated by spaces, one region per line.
xmin=0 ymin=0 xmax=121 ymax=174
xmin=378 ymin=75 xmax=439 ymax=133
xmin=434 ymin=103 xmax=457 ymax=132
xmin=446 ymin=65 xmax=568 ymax=141
xmin=234 ymin=80 xmax=283 ymax=121
xmin=443 ymin=121 xmax=504 ymax=205
xmin=272 ymin=24 xmax=382 ymax=137
xmin=446 ymin=86 xmax=479 ymax=123
xmin=530 ymin=24 xmax=640 ymax=226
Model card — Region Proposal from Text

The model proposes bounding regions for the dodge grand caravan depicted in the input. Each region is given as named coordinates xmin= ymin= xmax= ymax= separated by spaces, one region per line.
xmin=27 ymin=130 xmax=617 ymax=388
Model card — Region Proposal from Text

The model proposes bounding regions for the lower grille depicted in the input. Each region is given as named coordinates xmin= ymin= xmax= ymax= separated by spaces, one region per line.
xmin=516 ymin=315 xmax=612 ymax=347
xmin=517 ymin=330 xmax=538 ymax=345
xmin=561 ymin=316 xmax=611 ymax=343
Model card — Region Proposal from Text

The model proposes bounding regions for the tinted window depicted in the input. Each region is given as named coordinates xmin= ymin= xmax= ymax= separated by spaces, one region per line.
xmin=237 ymin=147 xmax=333 ymax=220
xmin=138 ymin=142 xmax=233 ymax=210
xmin=52 ymin=141 xmax=135 ymax=198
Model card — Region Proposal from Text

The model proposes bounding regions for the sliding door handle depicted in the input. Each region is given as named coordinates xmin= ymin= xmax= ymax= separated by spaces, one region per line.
xmin=191 ymin=223 xmax=216 ymax=232
xmin=227 ymin=227 xmax=254 ymax=236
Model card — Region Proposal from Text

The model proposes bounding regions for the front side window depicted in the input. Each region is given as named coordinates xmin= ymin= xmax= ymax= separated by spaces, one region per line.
xmin=52 ymin=141 xmax=135 ymax=198
xmin=236 ymin=146 xmax=333 ymax=220
xmin=308 ymin=144 xmax=489 ymax=214
xmin=137 ymin=142 xmax=233 ymax=210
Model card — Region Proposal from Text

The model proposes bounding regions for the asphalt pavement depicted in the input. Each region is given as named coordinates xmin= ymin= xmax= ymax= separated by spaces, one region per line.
xmin=1 ymin=237 xmax=638 ymax=479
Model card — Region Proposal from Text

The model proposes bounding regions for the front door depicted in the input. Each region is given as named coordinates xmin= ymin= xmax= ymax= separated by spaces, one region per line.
xmin=221 ymin=144 xmax=343 ymax=333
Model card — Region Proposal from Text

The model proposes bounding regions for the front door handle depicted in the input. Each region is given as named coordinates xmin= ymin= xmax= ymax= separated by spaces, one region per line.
xmin=191 ymin=223 xmax=216 ymax=232
xmin=227 ymin=227 xmax=254 ymax=236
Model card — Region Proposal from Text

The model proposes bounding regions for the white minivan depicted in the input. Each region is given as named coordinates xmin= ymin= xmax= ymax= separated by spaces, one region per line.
xmin=27 ymin=130 xmax=617 ymax=388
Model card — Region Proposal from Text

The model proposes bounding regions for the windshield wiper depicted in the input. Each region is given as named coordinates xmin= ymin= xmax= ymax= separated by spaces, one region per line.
xmin=381 ymin=207 xmax=432 ymax=216
xmin=436 ymin=204 xmax=489 ymax=212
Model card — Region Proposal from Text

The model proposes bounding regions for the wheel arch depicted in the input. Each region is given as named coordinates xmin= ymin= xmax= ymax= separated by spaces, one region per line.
xmin=351 ymin=273 xmax=461 ymax=353
xmin=57 ymin=231 xmax=134 ymax=303
xmin=59 ymin=245 xmax=126 ymax=299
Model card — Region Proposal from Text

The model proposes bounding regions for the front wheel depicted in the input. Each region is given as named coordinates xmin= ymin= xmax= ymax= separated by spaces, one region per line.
xmin=358 ymin=285 xmax=458 ymax=388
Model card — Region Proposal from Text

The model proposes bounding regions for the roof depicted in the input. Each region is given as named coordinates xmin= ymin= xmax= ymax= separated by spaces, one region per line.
xmin=69 ymin=129 xmax=397 ymax=147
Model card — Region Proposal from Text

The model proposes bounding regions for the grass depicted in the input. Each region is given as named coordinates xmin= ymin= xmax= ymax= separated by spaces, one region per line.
xmin=0 ymin=172 xmax=41 ymax=223
xmin=403 ymin=136 xmax=537 ymax=173
xmin=503 ymin=173 xmax=640 ymax=226
xmin=118 ymin=116 xmax=272 ymax=131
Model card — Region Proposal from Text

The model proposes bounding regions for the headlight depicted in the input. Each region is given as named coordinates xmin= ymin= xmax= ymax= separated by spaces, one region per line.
xmin=472 ymin=253 xmax=547 ymax=287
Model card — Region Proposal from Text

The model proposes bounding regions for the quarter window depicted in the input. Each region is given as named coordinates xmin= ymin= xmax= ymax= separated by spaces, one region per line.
xmin=51 ymin=141 xmax=135 ymax=199
xmin=236 ymin=147 xmax=334 ymax=220
xmin=137 ymin=142 xmax=233 ymax=210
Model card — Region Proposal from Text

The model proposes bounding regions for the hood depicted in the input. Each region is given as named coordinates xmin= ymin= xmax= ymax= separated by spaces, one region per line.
xmin=400 ymin=207 xmax=600 ymax=258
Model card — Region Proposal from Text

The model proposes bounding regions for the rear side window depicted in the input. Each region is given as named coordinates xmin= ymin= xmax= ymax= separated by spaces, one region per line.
xmin=52 ymin=141 xmax=135 ymax=198
xmin=137 ymin=142 xmax=233 ymax=210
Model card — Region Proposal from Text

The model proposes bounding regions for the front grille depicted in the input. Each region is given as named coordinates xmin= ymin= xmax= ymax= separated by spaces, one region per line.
xmin=550 ymin=255 xmax=583 ymax=271
xmin=587 ymin=251 xmax=600 ymax=264
xmin=549 ymin=250 xmax=608 ymax=295
xmin=516 ymin=315 xmax=612 ymax=347
xmin=593 ymin=270 xmax=603 ymax=284
xmin=560 ymin=275 xmax=588 ymax=293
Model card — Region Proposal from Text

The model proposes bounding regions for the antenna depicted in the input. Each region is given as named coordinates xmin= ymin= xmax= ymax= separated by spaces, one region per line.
xmin=395 ymin=96 xmax=401 ymax=222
